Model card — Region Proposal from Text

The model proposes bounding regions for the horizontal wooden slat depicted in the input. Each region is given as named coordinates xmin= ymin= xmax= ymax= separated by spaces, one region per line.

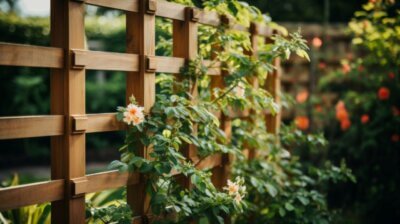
xmin=86 ymin=113 xmax=125 ymax=133
xmin=0 ymin=42 xmax=63 ymax=68
xmin=72 ymin=50 xmax=139 ymax=72
xmin=72 ymin=171 xmax=139 ymax=195
xmin=155 ymin=56 xmax=185 ymax=73
xmin=156 ymin=0 xmax=186 ymax=21
xmin=196 ymin=154 xmax=222 ymax=170
xmin=258 ymin=25 xmax=272 ymax=37
xmin=0 ymin=180 xmax=64 ymax=211
xmin=198 ymin=11 xmax=220 ymax=26
xmin=0 ymin=115 xmax=64 ymax=140
xmin=84 ymin=0 xmax=138 ymax=12
xmin=203 ymin=60 xmax=221 ymax=75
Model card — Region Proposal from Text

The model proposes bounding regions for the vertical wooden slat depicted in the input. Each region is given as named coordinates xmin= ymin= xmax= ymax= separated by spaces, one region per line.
xmin=247 ymin=23 xmax=260 ymax=160
xmin=265 ymin=32 xmax=281 ymax=136
xmin=126 ymin=0 xmax=156 ymax=219
xmin=172 ymin=7 xmax=199 ymax=188
xmin=209 ymin=17 xmax=232 ymax=190
xmin=50 ymin=0 xmax=86 ymax=223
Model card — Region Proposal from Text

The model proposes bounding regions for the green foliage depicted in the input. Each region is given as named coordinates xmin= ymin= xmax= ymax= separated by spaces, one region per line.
xmin=0 ymin=175 xmax=51 ymax=224
xmin=232 ymin=121 xmax=354 ymax=224
xmin=317 ymin=1 xmax=400 ymax=222
xmin=106 ymin=0 xmax=311 ymax=223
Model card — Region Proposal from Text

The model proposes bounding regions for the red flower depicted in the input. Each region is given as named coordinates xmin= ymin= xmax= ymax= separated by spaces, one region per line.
xmin=378 ymin=87 xmax=390 ymax=100
xmin=388 ymin=72 xmax=395 ymax=79
xmin=295 ymin=116 xmax=310 ymax=130
xmin=358 ymin=65 xmax=364 ymax=72
xmin=341 ymin=119 xmax=351 ymax=131
xmin=392 ymin=134 xmax=399 ymax=142
xmin=361 ymin=114 xmax=369 ymax=124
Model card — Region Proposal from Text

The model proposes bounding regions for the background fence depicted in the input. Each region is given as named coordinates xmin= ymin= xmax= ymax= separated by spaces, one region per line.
xmin=0 ymin=0 xmax=281 ymax=223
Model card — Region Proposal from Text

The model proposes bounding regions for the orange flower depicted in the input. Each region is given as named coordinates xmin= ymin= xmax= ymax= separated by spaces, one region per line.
xmin=388 ymin=72 xmax=395 ymax=79
xmin=312 ymin=37 xmax=323 ymax=48
xmin=342 ymin=63 xmax=351 ymax=74
xmin=296 ymin=90 xmax=309 ymax=104
xmin=335 ymin=101 xmax=345 ymax=111
xmin=336 ymin=109 xmax=349 ymax=121
xmin=378 ymin=87 xmax=390 ymax=100
xmin=341 ymin=119 xmax=351 ymax=131
xmin=392 ymin=134 xmax=399 ymax=142
xmin=295 ymin=116 xmax=310 ymax=130
xmin=361 ymin=114 xmax=369 ymax=124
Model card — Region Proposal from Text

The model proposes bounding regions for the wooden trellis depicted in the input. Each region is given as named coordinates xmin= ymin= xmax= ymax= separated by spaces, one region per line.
xmin=0 ymin=0 xmax=281 ymax=223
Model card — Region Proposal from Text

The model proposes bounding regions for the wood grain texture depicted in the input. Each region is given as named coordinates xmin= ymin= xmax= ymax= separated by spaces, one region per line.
xmin=86 ymin=113 xmax=126 ymax=133
xmin=156 ymin=0 xmax=186 ymax=21
xmin=0 ymin=42 xmax=63 ymax=68
xmin=50 ymin=1 xmax=86 ymax=223
xmin=0 ymin=180 xmax=64 ymax=211
xmin=155 ymin=56 xmax=185 ymax=73
xmin=85 ymin=0 xmax=139 ymax=12
xmin=72 ymin=50 xmax=140 ymax=71
xmin=72 ymin=171 xmax=140 ymax=195
xmin=0 ymin=115 xmax=64 ymax=140
xmin=126 ymin=0 xmax=156 ymax=217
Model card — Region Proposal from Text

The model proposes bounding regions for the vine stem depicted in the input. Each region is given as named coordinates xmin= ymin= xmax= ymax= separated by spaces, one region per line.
xmin=210 ymin=80 xmax=239 ymax=105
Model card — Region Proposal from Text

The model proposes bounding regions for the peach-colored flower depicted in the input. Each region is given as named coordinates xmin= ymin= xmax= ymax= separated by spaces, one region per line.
xmin=225 ymin=180 xmax=239 ymax=196
xmin=361 ymin=114 xmax=369 ymax=124
xmin=378 ymin=87 xmax=390 ymax=100
xmin=296 ymin=90 xmax=309 ymax=104
xmin=234 ymin=194 xmax=243 ymax=203
xmin=123 ymin=103 xmax=145 ymax=126
xmin=295 ymin=116 xmax=309 ymax=130
xmin=312 ymin=37 xmax=323 ymax=48
xmin=341 ymin=119 xmax=351 ymax=131
xmin=335 ymin=101 xmax=346 ymax=111
xmin=342 ymin=63 xmax=351 ymax=74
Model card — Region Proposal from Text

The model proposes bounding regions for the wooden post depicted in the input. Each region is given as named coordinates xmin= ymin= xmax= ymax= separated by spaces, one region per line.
xmin=172 ymin=7 xmax=199 ymax=188
xmin=126 ymin=0 xmax=156 ymax=219
xmin=50 ymin=0 xmax=86 ymax=223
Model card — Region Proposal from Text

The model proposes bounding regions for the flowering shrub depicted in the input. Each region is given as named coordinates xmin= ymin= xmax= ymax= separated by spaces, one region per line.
xmin=104 ymin=0 xmax=311 ymax=222
xmin=318 ymin=0 xmax=400 ymax=222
